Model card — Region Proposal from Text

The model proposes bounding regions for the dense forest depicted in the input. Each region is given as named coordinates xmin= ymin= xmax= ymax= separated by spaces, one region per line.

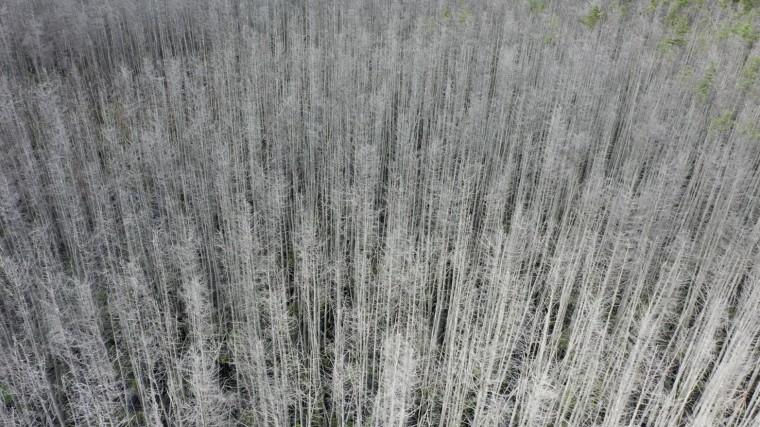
xmin=1 ymin=0 xmax=760 ymax=425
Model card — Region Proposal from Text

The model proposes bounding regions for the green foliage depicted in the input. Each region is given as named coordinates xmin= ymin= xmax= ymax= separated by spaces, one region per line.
xmin=710 ymin=110 xmax=735 ymax=132
xmin=695 ymin=63 xmax=717 ymax=102
xmin=744 ymin=0 xmax=760 ymax=11
xmin=734 ymin=0 xmax=760 ymax=12
xmin=667 ymin=0 xmax=693 ymax=24
xmin=541 ymin=13 xmax=559 ymax=44
xmin=741 ymin=57 xmax=760 ymax=89
xmin=739 ymin=121 xmax=760 ymax=140
xmin=716 ymin=2 xmax=760 ymax=42
xmin=321 ymin=352 xmax=333 ymax=372
xmin=581 ymin=6 xmax=603 ymax=29
xmin=426 ymin=17 xmax=438 ymax=32
xmin=660 ymin=13 xmax=691 ymax=50
xmin=557 ymin=330 xmax=571 ymax=359
xmin=678 ymin=65 xmax=696 ymax=80
xmin=457 ymin=2 xmax=472 ymax=23
xmin=238 ymin=411 xmax=256 ymax=426
xmin=732 ymin=20 xmax=760 ymax=43
xmin=648 ymin=0 xmax=660 ymax=13
xmin=672 ymin=15 xmax=691 ymax=36
xmin=426 ymin=1 xmax=471 ymax=32
xmin=1 ymin=385 xmax=13 ymax=408
xmin=527 ymin=0 xmax=546 ymax=14
xmin=503 ymin=218 xmax=511 ymax=234
xmin=128 ymin=375 xmax=138 ymax=392
xmin=96 ymin=289 xmax=108 ymax=306
xmin=472 ymin=368 xmax=482 ymax=379
xmin=543 ymin=14 xmax=560 ymax=44
xmin=562 ymin=391 xmax=578 ymax=418
xmin=660 ymin=36 xmax=687 ymax=49
xmin=609 ymin=0 xmax=632 ymax=16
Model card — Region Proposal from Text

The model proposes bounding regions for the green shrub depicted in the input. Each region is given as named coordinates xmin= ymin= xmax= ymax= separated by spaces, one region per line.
xmin=581 ymin=6 xmax=603 ymax=29
xmin=732 ymin=21 xmax=759 ymax=43
xmin=1 ymin=386 xmax=13 ymax=408
xmin=741 ymin=57 xmax=760 ymax=90
xmin=710 ymin=110 xmax=735 ymax=132
xmin=527 ymin=0 xmax=546 ymax=14
xmin=739 ymin=121 xmax=760 ymax=140
xmin=695 ymin=63 xmax=716 ymax=101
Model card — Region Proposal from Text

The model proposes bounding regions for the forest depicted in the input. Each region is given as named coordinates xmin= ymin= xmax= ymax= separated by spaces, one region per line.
xmin=1 ymin=0 xmax=760 ymax=425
